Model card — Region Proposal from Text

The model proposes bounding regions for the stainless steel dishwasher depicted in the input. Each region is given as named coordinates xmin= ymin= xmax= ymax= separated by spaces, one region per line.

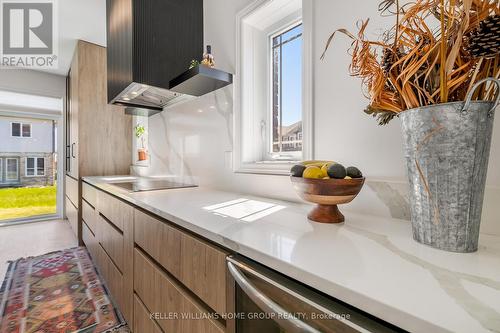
xmin=227 ymin=255 xmax=404 ymax=333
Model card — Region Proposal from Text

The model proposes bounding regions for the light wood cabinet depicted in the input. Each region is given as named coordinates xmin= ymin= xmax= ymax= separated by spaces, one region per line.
xmin=66 ymin=196 xmax=78 ymax=236
xmin=97 ymin=190 xmax=127 ymax=231
xmin=64 ymin=39 xmax=132 ymax=242
xmin=134 ymin=248 xmax=225 ymax=333
xmin=97 ymin=214 xmax=125 ymax=272
xmin=134 ymin=209 xmax=228 ymax=315
xmin=134 ymin=209 xmax=182 ymax=277
xmin=134 ymin=295 xmax=163 ymax=333
xmin=83 ymin=184 xmax=233 ymax=333
xmin=66 ymin=40 xmax=132 ymax=179
xmin=65 ymin=175 xmax=79 ymax=208
xmin=83 ymin=188 xmax=134 ymax=327
xmin=96 ymin=243 xmax=125 ymax=313
xmin=82 ymin=221 xmax=98 ymax=261
xmin=82 ymin=182 xmax=97 ymax=208
xmin=180 ymin=232 xmax=228 ymax=315
xmin=82 ymin=200 xmax=97 ymax=234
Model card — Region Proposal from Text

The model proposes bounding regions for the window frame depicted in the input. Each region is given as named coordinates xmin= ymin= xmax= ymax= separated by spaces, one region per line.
xmin=234 ymin=0 xmax=314 ymax=176
xmin=6 ymin=158 xmax=19 ymax=181
xmin=11 ymin=122 xmax=32 ymax=138
xmin=266 ymin=21 xmax=303 ymax=162
xmin=25 ymin=157 xmax=45 ymax=177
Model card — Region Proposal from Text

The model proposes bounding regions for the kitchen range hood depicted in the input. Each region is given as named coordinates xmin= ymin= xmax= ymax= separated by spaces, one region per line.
xmin=106 ymin=0 xmax=233 ymax=113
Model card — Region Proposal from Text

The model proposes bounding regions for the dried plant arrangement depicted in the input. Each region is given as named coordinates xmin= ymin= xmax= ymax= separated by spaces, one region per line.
xmin=321 ymin=0 xmax=500 ymax=125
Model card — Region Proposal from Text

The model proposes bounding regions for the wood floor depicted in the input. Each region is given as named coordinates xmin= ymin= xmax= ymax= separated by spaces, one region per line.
xmin=0 ymin=219 xmax=78 ymax=281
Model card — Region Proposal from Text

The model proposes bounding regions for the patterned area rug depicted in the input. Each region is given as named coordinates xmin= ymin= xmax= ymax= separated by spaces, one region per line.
xmin=0 ymin=247 xmax=128 ymax=333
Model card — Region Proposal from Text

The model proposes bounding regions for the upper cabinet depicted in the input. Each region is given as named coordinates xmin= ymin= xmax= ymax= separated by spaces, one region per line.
xmin=106 ymin=0 xmax=232 ymax=112
xmin=65 ymin=40 xmax=132 ymax=180
xmin=65 ymin=40 xmax=132 ymax=242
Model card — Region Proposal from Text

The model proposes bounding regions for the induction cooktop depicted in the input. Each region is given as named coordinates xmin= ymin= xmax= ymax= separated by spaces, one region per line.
xmin=112 ymin=179 xmax=197 ymax=192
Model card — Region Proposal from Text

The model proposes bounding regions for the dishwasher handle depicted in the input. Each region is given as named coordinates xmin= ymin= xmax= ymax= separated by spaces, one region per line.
xmin=227 ymin=260 xmax=321 ymax=333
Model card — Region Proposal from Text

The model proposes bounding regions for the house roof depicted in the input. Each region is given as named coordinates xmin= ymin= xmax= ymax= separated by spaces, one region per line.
xmin=281 ymin=121 xmax=302 ymax=137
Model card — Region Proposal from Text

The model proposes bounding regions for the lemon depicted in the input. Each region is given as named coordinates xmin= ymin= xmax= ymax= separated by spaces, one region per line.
xmin=323 ymin=176 xmax=330 ymax=179
xmin=344 ymin=176 xmax=352 ymax=179
xmin=321 ymin=163 xmax=333 ymax=177
xmin=303 ymin=166 xmax=324 ymax=179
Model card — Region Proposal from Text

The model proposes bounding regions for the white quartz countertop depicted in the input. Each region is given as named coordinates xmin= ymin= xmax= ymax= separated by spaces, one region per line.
xmin=83 ymin=176 xmax=500 ymax=333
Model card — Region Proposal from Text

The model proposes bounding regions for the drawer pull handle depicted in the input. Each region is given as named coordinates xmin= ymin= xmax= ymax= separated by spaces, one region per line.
xmin=227 ymin=259 xmax=320 ymax=333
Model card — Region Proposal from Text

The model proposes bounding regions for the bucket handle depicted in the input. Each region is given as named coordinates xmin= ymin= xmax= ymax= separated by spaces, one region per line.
xmin=462 ymin=78 xmax=500 ymax=117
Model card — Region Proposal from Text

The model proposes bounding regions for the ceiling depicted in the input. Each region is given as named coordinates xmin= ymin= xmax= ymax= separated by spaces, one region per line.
xmin=48 ymin=0 xmax=107 ymax=76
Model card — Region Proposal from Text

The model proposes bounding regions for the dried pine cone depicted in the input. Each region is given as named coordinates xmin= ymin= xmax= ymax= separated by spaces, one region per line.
xmin=381 ymin=48 xmax=404 ymax=75
xmin=467 ymin=15 xmax=500 ymax=59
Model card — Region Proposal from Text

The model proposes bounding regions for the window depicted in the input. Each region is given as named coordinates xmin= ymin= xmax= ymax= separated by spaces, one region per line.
xmin=26 ymin=158 xmax=35 ymax=176
xmin=235 ymin=0 xmax=313 ymax=175
xmin=0 ymin=158 xmax=3 ymax=182
xmin=37 ymin=158 xmax=45 ymax=176
xmin=26 ymin=157 xmax=45 ymax=176
xmin=11 ymin=122 xmax=31 ymax=137
xmin=270 ymin=23 xmax=303 ymax=158
xmin=11 ymin=123 xmax=20 ymax=137
xmin=22 ymin=124 xmax=31 ymax=137
xmin=6 ymin=158 xmax=18 ymax=181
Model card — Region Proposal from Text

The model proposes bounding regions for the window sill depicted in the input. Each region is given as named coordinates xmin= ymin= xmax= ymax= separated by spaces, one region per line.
xmin=235 ymin=161 xmax=297 ymax=176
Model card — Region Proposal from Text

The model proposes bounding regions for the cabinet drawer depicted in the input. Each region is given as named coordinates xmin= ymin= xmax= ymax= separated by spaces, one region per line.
xmin=96 ymin=244 xmax=125 ymax=316
xmin=65 ymin=175 xmax=79 ymax=208
xmin=82 ymin=221 xmax=98 ymax=261
xmin=82 ymin=200 xmax=97 ymax=234
xmin=134 ymin=248 xmax=224 ymax=333
xmin=134 ymin=209 xmax=228 ymax=314
xmin=82 ymin=182 xmax=97 ymax=208
xmin=98 ymin=214 xmax=124 ymax=272
xmin=134 ymin=209 xmax=182 ymax=277
xmin=181 ymin=232 xmax=228 ymax=315
xmin=66 ymin=196 xmax=78 ymax=237
xmin=134 ymin=294 xmax=162 ymax=333
xmin=97 ymin=191 xmax=125 ymax=231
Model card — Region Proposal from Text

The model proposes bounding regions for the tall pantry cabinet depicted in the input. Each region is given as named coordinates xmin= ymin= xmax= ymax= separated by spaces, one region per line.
xmin=65 ymin=40 xmax=132 ymax=243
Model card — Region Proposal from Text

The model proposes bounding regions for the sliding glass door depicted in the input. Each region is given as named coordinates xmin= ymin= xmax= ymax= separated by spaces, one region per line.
xmin=0 ymin=90 xmax=63 ymax=224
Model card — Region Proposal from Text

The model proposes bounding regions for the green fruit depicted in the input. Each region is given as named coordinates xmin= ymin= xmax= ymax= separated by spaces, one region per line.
xmin=290 ymin=164 xmax=306 ymax=177
xmin=327 ymin=163 xmax=346 ymax=179
xmin=346 ymin=166 xmax=363 ymax=178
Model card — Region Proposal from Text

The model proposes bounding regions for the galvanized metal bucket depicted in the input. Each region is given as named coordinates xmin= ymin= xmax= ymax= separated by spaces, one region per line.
xmin=400 ymin=78 xmax=500 ymax=252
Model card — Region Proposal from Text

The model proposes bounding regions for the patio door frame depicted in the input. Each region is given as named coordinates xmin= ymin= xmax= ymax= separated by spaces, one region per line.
xmin=5 ymin=157 xmax=19 ymax=182
xmin=0 ymin=104 xmax=64 ymax=226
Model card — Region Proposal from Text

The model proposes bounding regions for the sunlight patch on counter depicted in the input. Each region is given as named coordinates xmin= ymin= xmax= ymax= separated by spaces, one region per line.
xmin=203 ymin=198 xmax=286 ymax=222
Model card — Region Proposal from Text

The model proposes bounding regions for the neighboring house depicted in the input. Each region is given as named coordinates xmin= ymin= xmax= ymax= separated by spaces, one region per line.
xmin=0 ymin=116 xmax=55 ymax=187
xmin=280 ymin=121 xmax=303 ymax=151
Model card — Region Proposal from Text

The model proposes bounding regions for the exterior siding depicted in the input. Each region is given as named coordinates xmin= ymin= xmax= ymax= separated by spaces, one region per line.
xmin=0 ymin=116 xmax=54 ymax=153
xmin=0 ymin=153 xmax=55 ymax=187
xmin=0 ymin=116 xmax=55 ymax=188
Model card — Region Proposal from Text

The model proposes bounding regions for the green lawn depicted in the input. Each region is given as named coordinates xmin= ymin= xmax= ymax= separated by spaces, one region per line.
xmin=0 ymin=186 xmax=56 ymax=220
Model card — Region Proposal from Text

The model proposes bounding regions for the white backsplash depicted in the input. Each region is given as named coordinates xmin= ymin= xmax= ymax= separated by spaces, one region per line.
xmin=138 ymin=0 xmax=500 ymax=237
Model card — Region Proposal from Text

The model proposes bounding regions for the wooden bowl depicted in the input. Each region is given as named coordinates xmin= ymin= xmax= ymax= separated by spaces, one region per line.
xmin=291 ymin=176 xmax=365 ymax=224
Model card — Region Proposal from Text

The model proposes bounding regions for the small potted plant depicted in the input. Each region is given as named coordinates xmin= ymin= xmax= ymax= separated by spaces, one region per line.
xmin=134 ymin=124 xmax=147 ymax=161
xmin=321 ymin=0 xmax=499 ymax=252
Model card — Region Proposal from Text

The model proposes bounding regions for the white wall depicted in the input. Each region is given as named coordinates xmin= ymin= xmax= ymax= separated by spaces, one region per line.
xmin=143 ymin=0 xmax=500 ymax=235
xmin=0 ymin=117 xmax=54 ymax=153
